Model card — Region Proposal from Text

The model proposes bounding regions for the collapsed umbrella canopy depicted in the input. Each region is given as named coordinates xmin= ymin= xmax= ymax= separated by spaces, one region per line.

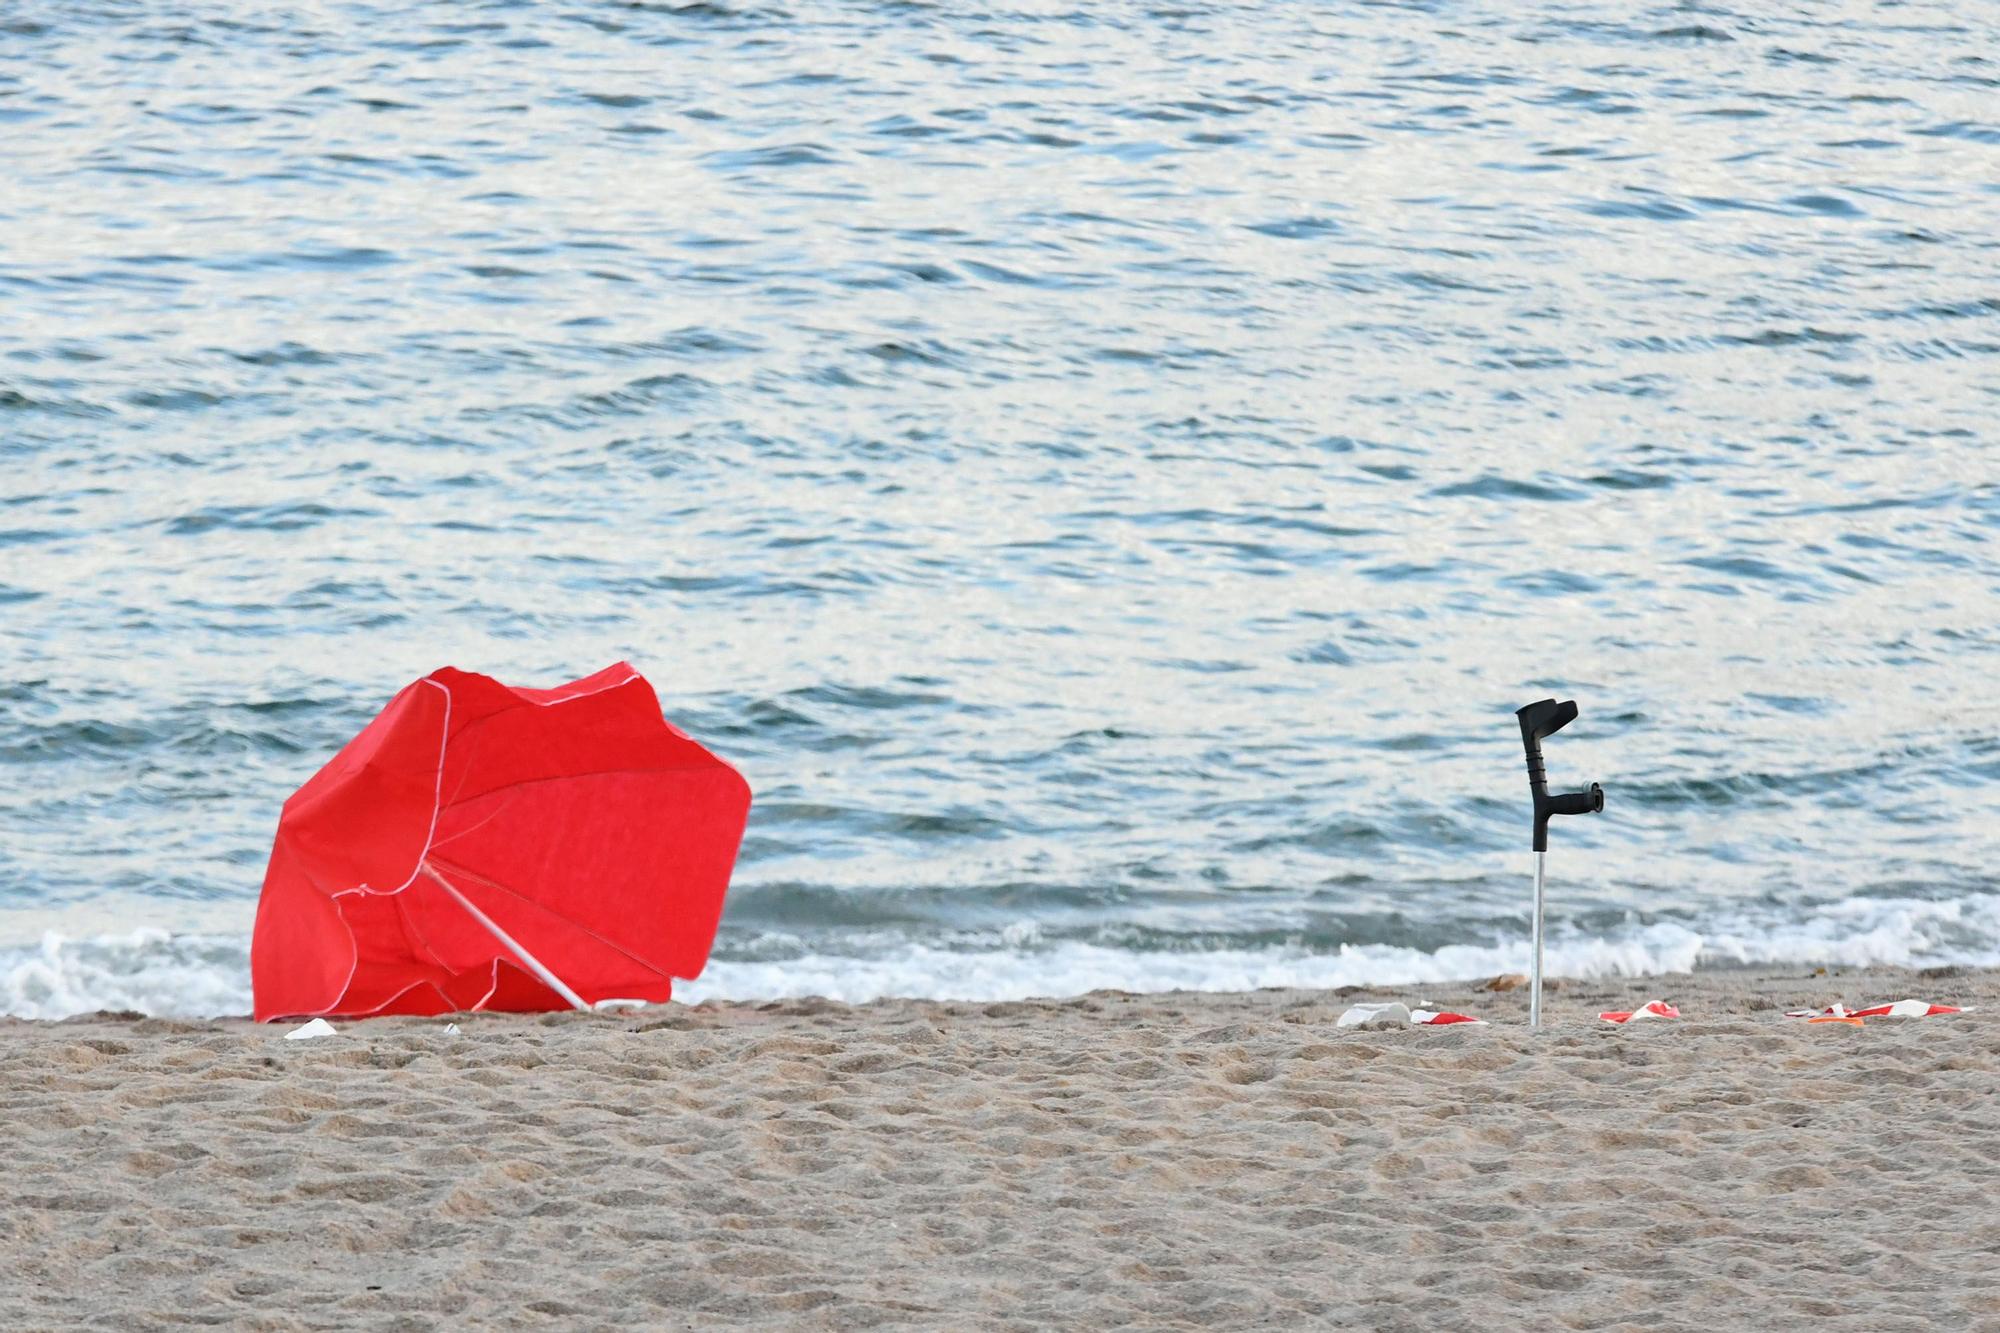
xmin=251 ymin=663 xmax=751 ymax=1022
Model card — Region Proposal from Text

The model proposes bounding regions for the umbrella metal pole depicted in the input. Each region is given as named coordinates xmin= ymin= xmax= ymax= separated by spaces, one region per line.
xmin=420 ymin=862 xmax=589 ymax=1011
xmin=1529 ymin=851 xmax=1546 ymax=1029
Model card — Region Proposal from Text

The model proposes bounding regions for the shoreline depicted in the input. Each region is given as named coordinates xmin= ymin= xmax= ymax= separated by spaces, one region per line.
xmin=2 ymin=958 xmax=1990 ymax=1030
xmin=5 ymin=965 xmax=1996 ymax=1328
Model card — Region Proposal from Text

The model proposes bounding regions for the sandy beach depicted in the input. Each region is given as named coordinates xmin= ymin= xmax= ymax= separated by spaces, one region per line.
xmin=3 ymin=964 xmax=1997 ymax=1330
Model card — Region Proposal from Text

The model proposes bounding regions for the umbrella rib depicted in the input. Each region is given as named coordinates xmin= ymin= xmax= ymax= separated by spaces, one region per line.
xmin=424 ymin=852 xmax=675 ymax=983
xmin=425 ymin=794 xmax=517 ymax=853
xmin=394 ymin=892 xmax=456 ymax=974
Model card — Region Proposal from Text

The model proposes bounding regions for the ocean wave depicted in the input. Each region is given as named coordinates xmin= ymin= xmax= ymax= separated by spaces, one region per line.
xmin=0 ymin=930 xmax=252 ymax=1021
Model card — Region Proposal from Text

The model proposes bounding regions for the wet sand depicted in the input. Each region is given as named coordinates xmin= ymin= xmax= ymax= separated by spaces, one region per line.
xmin=3 ymin=965 xmax=1997 ymax=1330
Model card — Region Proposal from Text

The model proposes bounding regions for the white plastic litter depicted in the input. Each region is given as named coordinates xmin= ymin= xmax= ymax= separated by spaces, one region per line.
xmin=283 ymin=1017 xmax=338 ymax=1041
xmin=442 ymin=1022 xmax=461 ymax=1035
xmin=593 ymin=998 xmax=648 ymax=1012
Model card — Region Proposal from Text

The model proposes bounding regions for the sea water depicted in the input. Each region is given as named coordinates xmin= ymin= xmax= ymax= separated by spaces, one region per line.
xmin=3 ymin=0 xmax=1997 ymax=1017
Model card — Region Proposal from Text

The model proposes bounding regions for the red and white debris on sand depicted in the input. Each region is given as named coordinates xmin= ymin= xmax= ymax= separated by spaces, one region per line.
xmin=1598 ymin=1000 xmax=1680 ymax=1024
xmin=1335 ymin=1002 xmax=1484 ymax=1028
xmin=1784 ymin=999 xmax=1973 ymax=1020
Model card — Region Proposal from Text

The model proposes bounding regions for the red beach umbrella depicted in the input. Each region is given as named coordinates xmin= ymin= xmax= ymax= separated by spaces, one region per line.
xmin=250 ymin=663 xmax=750 ymax=1021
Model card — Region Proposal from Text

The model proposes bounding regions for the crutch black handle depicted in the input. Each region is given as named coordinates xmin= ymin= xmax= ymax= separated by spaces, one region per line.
xmin=1516 ymin=698 xmax=1603 ymax=852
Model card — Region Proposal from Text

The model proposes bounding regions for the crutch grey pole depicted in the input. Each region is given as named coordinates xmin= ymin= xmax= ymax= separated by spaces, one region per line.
xmin=1515 ymin=699 xmax=1604 ymax=1028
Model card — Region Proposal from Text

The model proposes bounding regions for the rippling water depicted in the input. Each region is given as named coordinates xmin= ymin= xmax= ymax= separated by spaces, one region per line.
xmin=3 ymin=0 xmax=1998 ymax=1016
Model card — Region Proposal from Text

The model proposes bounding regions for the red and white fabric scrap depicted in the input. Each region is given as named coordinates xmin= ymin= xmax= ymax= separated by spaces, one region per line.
xmin=1784 ymin=999 xmax=1973 ymax=1020
xmin=1598 ymin=1000 xmax=1679 ymax=1024
xmin=1336 ymin=1002 xmax=1485 ymax=1029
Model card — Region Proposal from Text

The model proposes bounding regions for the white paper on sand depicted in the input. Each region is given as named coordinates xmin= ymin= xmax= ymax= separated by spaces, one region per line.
xmin=283 ymin=1018 xmax=338 ymax=1041
xmin=1338 ymin=1002 xmax=1411 ymax=1028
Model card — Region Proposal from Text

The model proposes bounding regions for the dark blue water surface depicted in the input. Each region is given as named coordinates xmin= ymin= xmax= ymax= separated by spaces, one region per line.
xmin=3 ymin=0 xmax=1998 ymax=1014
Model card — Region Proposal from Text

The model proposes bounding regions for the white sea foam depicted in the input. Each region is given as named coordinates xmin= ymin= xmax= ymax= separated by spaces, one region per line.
xmin=4 ymin=892 xmax=1995 ymax=1019
xmin=0 ymin=930 xmax=253 ymax=1021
